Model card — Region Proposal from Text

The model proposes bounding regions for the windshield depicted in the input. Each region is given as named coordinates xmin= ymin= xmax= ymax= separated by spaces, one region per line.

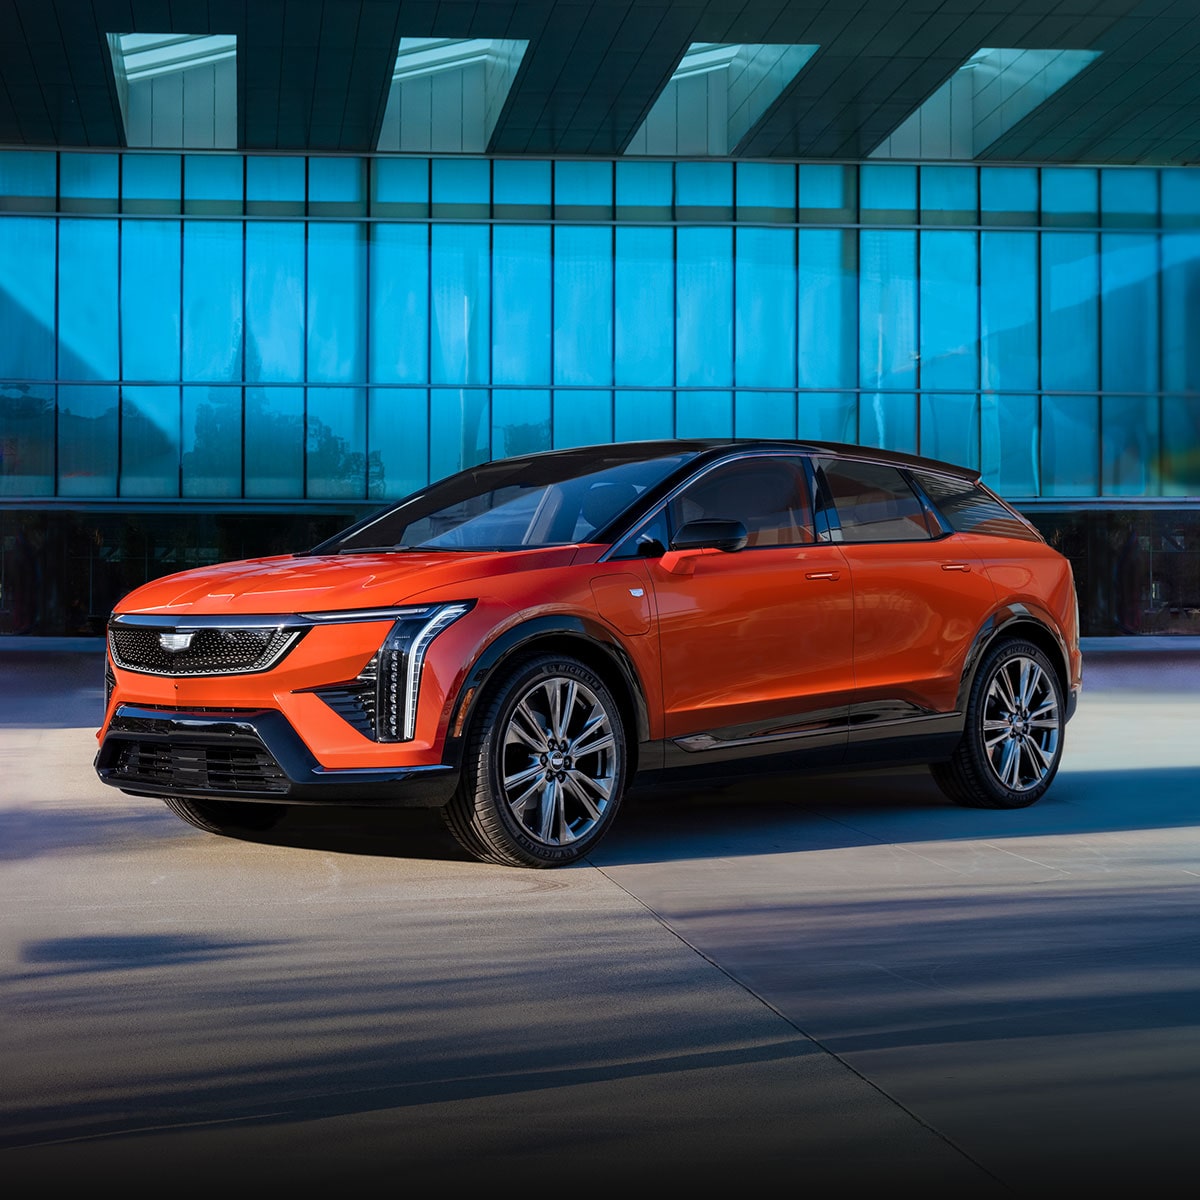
xmin=314 ymin=448 xmax=698 ymax=554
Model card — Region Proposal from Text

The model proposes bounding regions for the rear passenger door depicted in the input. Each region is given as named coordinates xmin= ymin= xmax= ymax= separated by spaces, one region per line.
xmin=809 ymin=456 xmax=998 ymax=754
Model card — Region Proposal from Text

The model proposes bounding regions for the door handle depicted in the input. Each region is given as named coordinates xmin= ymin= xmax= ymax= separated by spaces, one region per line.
xmin=941 ymin=562 xmax=971 ymax=572
xmin=805 ymin=570 xmax=840 ymax=581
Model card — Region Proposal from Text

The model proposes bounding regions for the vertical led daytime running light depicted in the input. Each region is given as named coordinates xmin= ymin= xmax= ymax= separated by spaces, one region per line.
xmin=403 ymin=604 xmax=471 ymax=740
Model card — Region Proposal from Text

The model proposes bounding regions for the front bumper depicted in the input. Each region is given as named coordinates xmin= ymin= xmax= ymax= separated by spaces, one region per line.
xmin=95 ymin=706 xmax=460 ymax=808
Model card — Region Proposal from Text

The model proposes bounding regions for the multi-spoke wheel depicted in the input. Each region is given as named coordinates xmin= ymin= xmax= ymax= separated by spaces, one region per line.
xmin=443 ymin=654 xmax=628 ymax=867
xmin=930 ymin=638 xmax=1065 ymax=809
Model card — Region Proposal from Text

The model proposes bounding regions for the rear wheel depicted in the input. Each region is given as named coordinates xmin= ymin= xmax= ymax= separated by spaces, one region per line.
xmin=443 ymin=654 xmax=628 ymax=868
xmin=162 ymin=796 xmax=285 ymax=835
xmin=931 ymin=638 xmax=1065 ymax=809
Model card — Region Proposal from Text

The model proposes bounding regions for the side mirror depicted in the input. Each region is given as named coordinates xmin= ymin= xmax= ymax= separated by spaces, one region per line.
xmin=670 ymin=518 xmax=747 ymax=553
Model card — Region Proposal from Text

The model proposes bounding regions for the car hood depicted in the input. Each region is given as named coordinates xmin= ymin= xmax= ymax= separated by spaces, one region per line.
xmin=113 ymin=547 xmax=583 ymax=617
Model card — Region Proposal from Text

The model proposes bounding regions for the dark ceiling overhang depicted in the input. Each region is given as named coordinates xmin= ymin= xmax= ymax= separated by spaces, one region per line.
xmin=2 ymin=0 xmax=1199 ymax=163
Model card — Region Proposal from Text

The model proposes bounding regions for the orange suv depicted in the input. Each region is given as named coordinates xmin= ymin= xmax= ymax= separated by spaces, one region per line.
xmin=96 ymin=439 xmax=1082 ymax=868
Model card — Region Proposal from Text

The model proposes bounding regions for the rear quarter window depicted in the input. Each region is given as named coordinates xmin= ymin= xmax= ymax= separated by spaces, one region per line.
xmin=914 ymin=472 xmax=1043 ymax=543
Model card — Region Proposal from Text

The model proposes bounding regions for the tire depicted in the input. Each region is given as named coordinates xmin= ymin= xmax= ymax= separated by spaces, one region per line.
xmin=931 ymin=638 xmax=1065 ymax=810
xmin=163 ymin=796 xmax=286 ymax=836
xmin=442 ymin=654 xmax=628 ymax=868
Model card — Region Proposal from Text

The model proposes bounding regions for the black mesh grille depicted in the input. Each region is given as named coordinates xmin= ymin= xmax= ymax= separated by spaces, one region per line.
xmin=108 ymin=739 xmax=288 ymax=794
xmin=109 ymin=625 xmax=301 ymax=676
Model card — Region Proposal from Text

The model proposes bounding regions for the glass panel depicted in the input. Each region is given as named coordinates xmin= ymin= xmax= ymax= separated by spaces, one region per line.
xmin=859 ymin=230 xmax=916 ymax=390
xmin=920 ymin=394 xmax=979 ymax=470
xmin=493 ymin=159 xmax=550 ymax=220
xmin=736 ymin=228 xmax=796 ymax=388
xmin=431 ymin=158 xmax=490 ymax=219
xmin=980 ymin=166 xmax=1037 ymax=226
xmin=859 ymin=393 xmax=917 ymax=454
xmin=1162 ymin=398 xmax=1200 ymax=496
xmin=1162 ymin=233 xmax=1200 ymax=393
xmin=981 ymin=394 xmax=1039 ymax=497
xmin=245 ymin=222 xmax=305 ymax=384
xmin=307 ymin=387 xmax=367 ymax=498
xmin=182 ymin=386 xmax=241 ymax=497
xmin=370 ymin=157 xmax=429 ymax=218
xmin=1041 ymin=395 xmax=1099 ymax=497
xmin=736 ymin=391 xmax=795 ymax=439
xmin=675 ymin=391 xmax=732 ymax=438
xmin=0 ymin=217 xmax=55 ymax=379
xmin=614 ymin=227 xmax=673 ymax=387
xmin=0 ymin=150 xmax=55 ymax=211
xmin=59 ymin=218 xmax=119 ymax=381
xmin=554 ymin=225 xmax=613 ymax=386
xmin=1102 ymin=395 xmax=1159 ymax=496
xmin=736 ymin=162 xmax=796 ymax=223
xmin=798 ymin=164 xmax=856 ymax=223
xmin=59 ymin=153 xmax=119 ymax=213
xmin=615 ymin=390 xmax=674 ymax=441
xmin=1041 ymin=167 xmax=1097 ymax=227
xmin=1041 ymin=233 xmax=1099 ymax=392
xmin=307 ymin=223 xmax=367 ymax=383
xmin=980 ymin=232 xmax=1038 ymax=393
xmin=368 ymin=388 xmax=429 ymax=500
xmin=121 ymin=154 xmax=182 ymax=213
xmin=120 ymin=385 xmax=181 ymax=497
xmin=554 ymin=161 xmax=613 ymax=220
xmin=368 ymin=225 xmax=428 ymax=385
xmin=121 ymin=220 xmax=181 ymax=382
xmin=616 ymin=161 xmax=672 ymax=221
xmin=429 ymin=389 xmax=490 ymax=481
xmin=860 ymin=164 xmax=915 ymax=224
xmin=245 ymin=387 xmax=304 ymax=498
xmin=797 ymin=392 xmax=856 ymax=442
xmin=430 ymin=225 xmax=490 ymax=386
xmin=493 ymin=389 xmax=551 ymax=458
xmin=183 ymin=154 xmax=243 ymax=215
xmin=245 ymin=156 xmax=306 ymax=216
xmin=675 ymin=162 xmax=732 ymax=221
xmin=57 ymin=384 xmax=119 ymax=496
xmin=677 ymin=228 xmax=732 ymax=388
xmin=0 ymin=383 xmax=53 ymax=496
xmin=553 ymin=390 xmax=612 ymax=449
xmin=493 ymin=226 xmax=551 ymax=385
xmin=813 ymin=457 xmax=931 ymax=543
xmin=920 ymin=165 xmax=977 ymax=225
xmin=1100 ymin=233 xmax=1158 ymax=393
xmin=798 ymin=230 xmax=857 ymax=390
xmin=1162 ymin=170 xmax=1200 ymax=230
xmin=307 ymin=157 xmax=366 ymax=216
xmin=183 ymin=221 xmax=243 ymax=382
xmin=1100 ymin=168 xmax=1157 ymax=229
xmin=919 ymin=231 xmax=978 ymax=390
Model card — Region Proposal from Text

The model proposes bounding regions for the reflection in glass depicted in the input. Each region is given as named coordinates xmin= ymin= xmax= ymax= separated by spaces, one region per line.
xmin=121 ymin=386 xmax=181 ymax=497
xmin=1102 ymin=395 xmax=1158 ymax=496
xmin=797 ymin=392 xmax=856 ymax=442
xmin=980 ymin=166 xmax=1037 ymax=226
xmin=554 ymin=226 xmax=612 ymax=386
xmin=1041 ymin=233 xmax=1099 ymax=392
xmin=1162 ymin=233 xmax=1200 ymax=393
xmin=307 ymin=387 xmax=366 ymax=499
xmin=920 ymin=394 xmax=979 ymax=469
xmin=307 ymin=223 xmax=366 ymax=383
xmin=615 ymin=227 xmax=673 ymax=387
xmin=615 ymin=390 xmax=674 ymax=441
xmin=736 ymin=228 xmax=796 ymax=388
xmin=493 ymin=226 xmax=550 ymax=385
xmin=675 ymin=391 xmax=732 ymax=438
xmin=675 ymin=162 xmax=732 ymax=220
xmin=245 ymin=222 xmax=305 ymax=383
xmin=369 ymin=388 xmax=429 ymax=500
xmin=57 ymin=385 xmax=119 ymax=497
xmin=677 ymin=228 xmax=732 ymax=387
xmin=245 ymin=387 xmax=303 ymax=498
xmin=859 ymin=393 xmax=916 ymax=454
xmin=919 ymin=231 xmax=978 ymax=390
xmin=369 ymin=225 xmax=428 ymax=384
xmin=981 ymin=232 xmax=1037 ymax=392
xmin=183 ymin=222 xmax=243 ymax=382
xmin=554 ymin=390 xmax=612 ymax=449
xmin=798 ymin=230 xmax=856 ymax=389
xmin=1042 ymin=395 xmax=1099 ymax=496
xmin=183 ymin=386 xmax=241 ymax=497
xmin=1100 ymin=233 xmax=1158 ymax=393
xmin=1041 ymin=167 xmax=1097 ymax=226
xmin=736 ymin=162 xmax=795 ymax=222
xmin=493 ymin=389 xmax=551 ymax=459
xmin=431 ymin=225 xmax=490 ymax=386
xmin=430 ymin=388 xmax=489 ymax=481
xmin=736 ymin=391 xmax=795 ymax=439
xmin=121 ymin=220 xmax=181 ymax=381
xmin=0 ymin=217 xmax=55 ymax=379
xmin=860 ymin=231 xmax=916 ymax=390
xmin=0 ymin=384 xmax=53 ymax=496
xmin=981 ymin=394 xmax=1039 ymax=497
xmin=860 ymin=164 xmax=915 ymax=223
xmin=1162 ymin=398 xmax=1200 ymax=496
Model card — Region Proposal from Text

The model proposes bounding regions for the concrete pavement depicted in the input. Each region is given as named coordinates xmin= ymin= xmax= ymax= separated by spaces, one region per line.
xmin=1 ymin=641 xmax=1197 ymax=1192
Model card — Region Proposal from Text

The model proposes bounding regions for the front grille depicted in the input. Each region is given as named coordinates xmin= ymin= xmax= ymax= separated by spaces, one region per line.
xmin=109 ymin=624 xmax=302 ymax=676
xmin=108 ymin=738 xmax=288 ymax=794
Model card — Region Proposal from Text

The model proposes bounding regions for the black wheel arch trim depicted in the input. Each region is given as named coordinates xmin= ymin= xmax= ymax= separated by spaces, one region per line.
xmin=957 ymin=605 xmax=1074 ymax=719
xmin=446 ymin=614 xmax=652 ymax=764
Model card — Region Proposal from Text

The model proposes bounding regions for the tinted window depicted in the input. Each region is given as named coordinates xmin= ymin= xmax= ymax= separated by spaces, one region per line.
xmin=668 ymin=456 xmax=813 ymax=548
xmin=813 ymin=458 xmax=932 ymax=543
xmin=914 ymin=471 xmax=1042 ymax=542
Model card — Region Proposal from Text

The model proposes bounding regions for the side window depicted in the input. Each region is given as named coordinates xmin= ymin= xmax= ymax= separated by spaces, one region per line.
xmin=611 ymin=511 xmax=669 ymax=559
xmin=913 ymin=471 xmax=1043 ymax=543
xmin=812 ymin=458 xmax=935 ymax=543
xmin=667 ymin=457 xmax=814 ymax=548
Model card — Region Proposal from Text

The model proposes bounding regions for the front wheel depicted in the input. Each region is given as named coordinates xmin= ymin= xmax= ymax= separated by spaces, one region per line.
xmin=443 ymin=654 xmax=628 ymax=868
xmin=931 ymin=639 xmax=1065 ymax=809
xmin=163 ymin=796 xmax=286 ymax=835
